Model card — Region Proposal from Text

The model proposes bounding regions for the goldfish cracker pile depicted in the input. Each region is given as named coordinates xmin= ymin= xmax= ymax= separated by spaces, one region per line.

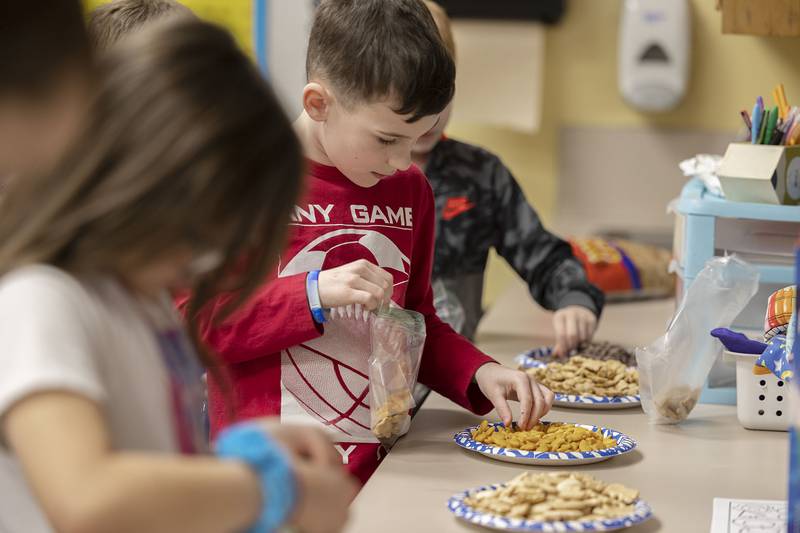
xmin=464 ymin=472 xmax=640 ymax=522
xmin=470 ymin=420 xmax=617 ymax=453
xmin=372 ymin=390 xmax=413 ymax=439
xmin=526 ymin=356 xmax=639 ymax=397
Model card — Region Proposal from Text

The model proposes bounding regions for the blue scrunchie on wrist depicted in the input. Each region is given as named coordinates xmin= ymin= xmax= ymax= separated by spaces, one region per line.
xmin=215 ymin=423 xmax=297 ymax=533
xmin=306 ymin=269 xmax=326 ymax=324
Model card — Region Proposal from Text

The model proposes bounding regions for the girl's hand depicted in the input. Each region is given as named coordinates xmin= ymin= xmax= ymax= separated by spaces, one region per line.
xmin=216 ymin=421 xmax=352 ymax=533
xmin=318 ymin=260 xmax=393 ymax=311
xmin=552 ymin=306 xmax=597 ymax=357
xmin=259 ymin=421 xmax=339 ymax=467
xmin=473 ymin=363 xmax=554 ymax=430
xmin=259 ymin=421 xmax=355 ymax=533
xmin=289 ymin=457 xmax=358 ymax=533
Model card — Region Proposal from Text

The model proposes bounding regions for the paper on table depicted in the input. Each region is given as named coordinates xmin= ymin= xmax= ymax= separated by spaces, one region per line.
xmin=710 ymin=498 xmax=786 ymax=533
xmin=450 ymin=20 xmax=544 ymax=133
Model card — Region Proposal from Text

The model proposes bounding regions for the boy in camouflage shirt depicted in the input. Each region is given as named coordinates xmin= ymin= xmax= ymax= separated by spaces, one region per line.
xmin=417 ymin=2 xmax=604 ymax=355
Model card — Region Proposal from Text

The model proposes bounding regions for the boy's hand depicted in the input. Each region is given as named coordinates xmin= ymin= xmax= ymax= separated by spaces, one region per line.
xmin=318 ymin=259 xmax=393 ymax=311
xmin=552 ymin=306 xmax=597 ymax=358
xmin=473 ymin=363 xmax=554 ymax=430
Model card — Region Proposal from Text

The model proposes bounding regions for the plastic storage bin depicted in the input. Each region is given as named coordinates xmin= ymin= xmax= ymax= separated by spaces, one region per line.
xmin=724 ymin=350 xmax=791 ymax=431
xmin=672 ymin=178 xmax=800 ymax=405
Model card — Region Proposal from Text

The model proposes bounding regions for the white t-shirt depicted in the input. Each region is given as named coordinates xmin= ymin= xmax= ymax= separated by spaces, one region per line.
xmin=0 ymin=265 xmax=205 ymax=533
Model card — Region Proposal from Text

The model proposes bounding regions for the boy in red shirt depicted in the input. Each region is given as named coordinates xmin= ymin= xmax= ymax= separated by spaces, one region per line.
xmin=197 ymin=0 xmax=554 ymax=485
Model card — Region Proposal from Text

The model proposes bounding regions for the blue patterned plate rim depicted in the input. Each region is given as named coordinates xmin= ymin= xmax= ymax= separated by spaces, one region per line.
xmin=448 ymin=483 xmax=653 ymax=532
xmin=514 ymin=349 xmax=640 ymax=405
xmin=453 ymin=422 xmax=637 ymax=461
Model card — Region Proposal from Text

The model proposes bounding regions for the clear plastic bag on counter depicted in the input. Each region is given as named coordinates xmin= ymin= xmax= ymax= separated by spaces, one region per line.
xmin=368 ymin=305 xmax=426 ymax=441
xmin=635 ymin=255 xmax=759 ymax=424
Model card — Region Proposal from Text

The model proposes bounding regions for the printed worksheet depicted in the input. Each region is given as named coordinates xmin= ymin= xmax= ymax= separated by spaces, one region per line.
xmin=710 ymin=498 xmax=787 ymax=533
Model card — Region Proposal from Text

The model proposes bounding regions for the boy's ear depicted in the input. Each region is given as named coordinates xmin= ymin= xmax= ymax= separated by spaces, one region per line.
xmin=303 ymin=82 xmax=331 ymax=122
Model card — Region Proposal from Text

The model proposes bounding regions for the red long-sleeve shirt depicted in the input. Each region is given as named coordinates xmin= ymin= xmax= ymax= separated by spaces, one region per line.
xmin=196 ymin=161 xmax=495 ymax=483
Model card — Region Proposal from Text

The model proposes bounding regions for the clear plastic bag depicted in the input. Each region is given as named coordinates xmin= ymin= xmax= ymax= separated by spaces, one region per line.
xmin=368 ymin=305 xmax=426 ymax=441
xmin=635 ymin=255 xmax=759 ymax=424
xmin=432 ymin=278 xmax=465 ymax=334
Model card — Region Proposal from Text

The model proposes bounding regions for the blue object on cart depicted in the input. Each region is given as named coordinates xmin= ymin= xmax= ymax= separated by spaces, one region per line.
xmin=755 ymin=334 xmax=793 ymax=382
xmin=674 ymin=178 xmax=800 ymax=405
xmin=786 ymin=245 xmax=799 ymax=532
xmin=711 ymin=327 xmax=768 ymax=355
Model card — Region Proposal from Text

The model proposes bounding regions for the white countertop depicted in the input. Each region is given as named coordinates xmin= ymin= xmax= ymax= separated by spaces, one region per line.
xmin=348 ymin=294 xmax=789 ymax=532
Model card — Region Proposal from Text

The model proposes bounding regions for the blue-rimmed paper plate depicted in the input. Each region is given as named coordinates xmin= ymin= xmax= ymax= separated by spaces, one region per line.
xmin=448 ymin=484 xmax=653 ymax=532
xmin=515 ymin=348 xmax=641 ymax=410
xmin=453 ymin=422 xmax=637 ymax=466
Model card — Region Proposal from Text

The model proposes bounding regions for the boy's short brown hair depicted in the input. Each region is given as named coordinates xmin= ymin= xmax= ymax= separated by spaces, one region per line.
xmin=89 ymin=0 xmax=193 ymax=50
xmin=307 ymin=0 xmax=455 ymax=123
xmin=424 ymin=1 xmax=456 ymax=60
xmin=0 ymin=1 xmax=91 ymax=97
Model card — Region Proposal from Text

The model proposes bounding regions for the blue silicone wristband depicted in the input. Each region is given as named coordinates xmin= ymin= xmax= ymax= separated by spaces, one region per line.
xmin=215 ymin=423 xmax=297 ymax=533
xmin=306 ymin=270 xmax=326 ymax=324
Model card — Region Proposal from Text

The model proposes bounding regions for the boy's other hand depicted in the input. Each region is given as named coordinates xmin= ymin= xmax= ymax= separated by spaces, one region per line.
xmin=318 ymin=259 xmax=393 ymax=311
xmin=473 ymin=363 xmax=554 ymax=431
xmin=552 ymin=306 xmax=597 ymax=358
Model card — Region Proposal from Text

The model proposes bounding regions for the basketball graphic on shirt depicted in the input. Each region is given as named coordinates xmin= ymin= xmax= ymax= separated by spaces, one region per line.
xmin=280 ymin=228 xmax=411 ymax=280
xmin=279 ymin=228 xmax=411 ymax=441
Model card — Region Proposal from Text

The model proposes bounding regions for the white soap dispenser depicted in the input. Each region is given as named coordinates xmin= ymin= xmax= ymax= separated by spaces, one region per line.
xmin=618 ymin=0 xmax=691 ymax=112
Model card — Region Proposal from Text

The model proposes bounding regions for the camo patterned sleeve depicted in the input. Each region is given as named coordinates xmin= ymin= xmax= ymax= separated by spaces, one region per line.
xmin=489 ymin=157 xmax=604 ymax=316
xmin=426 ymin=139 xmax=603 ymax=323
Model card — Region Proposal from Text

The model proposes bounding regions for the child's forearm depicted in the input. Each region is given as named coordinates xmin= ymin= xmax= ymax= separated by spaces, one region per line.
xmin=65 ymin=454 xmax=261 ymax=533
xmin=4 ymin=392 xmax=262 ymax=533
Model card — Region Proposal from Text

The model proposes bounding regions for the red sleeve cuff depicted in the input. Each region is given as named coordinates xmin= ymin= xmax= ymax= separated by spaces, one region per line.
xmin=420 ymin=338 xmax=497 ymax=415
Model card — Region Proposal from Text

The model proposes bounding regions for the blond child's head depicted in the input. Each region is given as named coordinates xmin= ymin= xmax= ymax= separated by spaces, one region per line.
xmin=423 ymin=1 xmax=455 ymax=60
xmin=413 ymin=0 xmax=456 ymax=158
xmin=302 ymin=0 xmax=455 ymax=187
xmin=88 ymin=0 xmax=194 ymax=50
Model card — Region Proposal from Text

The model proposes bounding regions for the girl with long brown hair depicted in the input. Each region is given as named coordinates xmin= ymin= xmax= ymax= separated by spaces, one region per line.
xmin=0 ymin=16 xmax=355 ymax=533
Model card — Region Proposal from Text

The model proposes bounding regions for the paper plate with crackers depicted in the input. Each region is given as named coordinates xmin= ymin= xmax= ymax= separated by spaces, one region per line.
xmin=448 ymin=471 xmax=653 ymax=532
xmin=515 ymin=343 xmax=641 ymax=409
xmin=454 ymin=421 xmax=637 ymax=466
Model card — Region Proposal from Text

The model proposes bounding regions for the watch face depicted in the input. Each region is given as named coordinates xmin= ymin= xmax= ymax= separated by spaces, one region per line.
xmin=787 ymin=156 xmax=800 ymax=201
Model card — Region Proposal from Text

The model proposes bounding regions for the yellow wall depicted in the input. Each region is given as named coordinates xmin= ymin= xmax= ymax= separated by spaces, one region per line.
xmin=451 ymin=0 xmax=800 ymax=306
xmin=84 ymin=0 xmax=254 ymax=57
xmin=82 ymin=0 xmax=800 ymax=307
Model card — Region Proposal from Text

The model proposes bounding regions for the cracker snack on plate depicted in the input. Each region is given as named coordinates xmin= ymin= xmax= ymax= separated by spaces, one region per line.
xmin=471 ymin=420 xmax=617 ymax=453
xmin=527 ymin=356 xmax=639 ymax=397
xmin=464 ymin=472 xmax=640 ymax=522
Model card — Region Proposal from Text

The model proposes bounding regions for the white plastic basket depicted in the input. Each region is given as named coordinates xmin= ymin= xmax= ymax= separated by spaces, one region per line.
xmin=724 ymin=350 xmax=791 ymax=431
